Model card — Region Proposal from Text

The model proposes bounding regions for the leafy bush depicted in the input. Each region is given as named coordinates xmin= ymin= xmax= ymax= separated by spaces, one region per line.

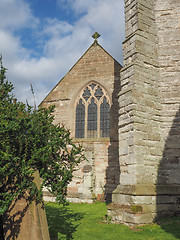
xmin=0 ymin=56 xmax=85 ymax=215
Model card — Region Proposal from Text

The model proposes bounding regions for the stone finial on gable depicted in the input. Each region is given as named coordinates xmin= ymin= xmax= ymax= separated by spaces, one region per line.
xmin=92 ymin=32 xmax=101 ymax=43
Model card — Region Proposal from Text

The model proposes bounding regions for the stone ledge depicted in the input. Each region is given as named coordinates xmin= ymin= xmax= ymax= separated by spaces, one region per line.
xmin=113 ymin=184 xmax=180 ymax=196
xmin=107 ymin=205 xmax=155 ymax=225
xmin=73 ymin=138 xmax=110 ymax=143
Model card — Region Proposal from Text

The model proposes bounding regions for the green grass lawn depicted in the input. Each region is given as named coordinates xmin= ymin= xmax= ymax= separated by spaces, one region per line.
xmin=45 ymin=202 xmax=180 ymax=240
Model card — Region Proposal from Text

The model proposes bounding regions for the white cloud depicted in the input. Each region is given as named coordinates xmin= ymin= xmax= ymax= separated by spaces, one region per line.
xmin=0 ymin=0 xmax=38 ymax=30
xmin=42 ymin=19 xmax=73 ymax=37
xmin=57 ymin=0 xmax=97 ymax=14
xmin=0 ymin=0 xmax=125 ymax=106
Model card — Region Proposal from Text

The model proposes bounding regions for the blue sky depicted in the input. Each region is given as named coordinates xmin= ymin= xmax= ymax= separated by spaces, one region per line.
xmin=0 ymin=0 xmax=125 ymax=105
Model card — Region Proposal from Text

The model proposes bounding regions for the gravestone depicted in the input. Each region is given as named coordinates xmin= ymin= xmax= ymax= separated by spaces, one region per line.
xmin=3 ymin=171 xmax=50 ymax=240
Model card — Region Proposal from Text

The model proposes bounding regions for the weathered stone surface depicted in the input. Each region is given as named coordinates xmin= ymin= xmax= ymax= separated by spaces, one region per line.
xmin=4 ymin=171 xmax=50 ymax=240
xmin=110 ymin=0 xmax=180 ymax=225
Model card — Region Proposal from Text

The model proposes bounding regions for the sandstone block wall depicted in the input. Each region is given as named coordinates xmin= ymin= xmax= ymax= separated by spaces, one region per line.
xmin=109 ymin=0 xmax=180 ymax=224
xmin=155 ymin=0 xmax=180 ymax=218
xmin=41 ymin=42 xmax=122 ymax=202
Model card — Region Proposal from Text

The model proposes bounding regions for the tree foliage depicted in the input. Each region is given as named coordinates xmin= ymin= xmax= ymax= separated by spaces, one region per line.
xmin=0 ymin=56 xmax=85 ymax=215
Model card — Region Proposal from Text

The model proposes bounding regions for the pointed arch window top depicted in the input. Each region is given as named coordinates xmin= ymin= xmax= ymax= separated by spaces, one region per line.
xmin=95 ymin=86 xmax=103 ymax=100
xmin=82 ymin=87 xmax=91 ymax=101
xmin=89 ymin=83 xmax=96 ymax=90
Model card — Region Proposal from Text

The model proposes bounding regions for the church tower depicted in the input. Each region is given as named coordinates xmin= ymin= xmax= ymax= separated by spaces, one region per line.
xmin=109 ymin=0 xmax=180 ymax=224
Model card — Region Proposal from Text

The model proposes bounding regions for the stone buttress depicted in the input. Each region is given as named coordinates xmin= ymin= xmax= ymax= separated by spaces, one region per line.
xmin=108 ymin=0 xmax=180 ymax=224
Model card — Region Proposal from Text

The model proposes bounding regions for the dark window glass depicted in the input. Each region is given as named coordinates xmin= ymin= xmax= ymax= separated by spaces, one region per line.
xmin=75 ymin=83 xmax=110 ymax=139
xmin=82 ymin=87 xmax=91 ymax=101
xmin=75 ymin=99 xmax=85 ymax=138
xmin=89 ymin=83 xmax=96 ymax=89
xmin=87 ymin=98 xmax=97 ymax=138
xmin=94 ymin=86 xmax=103 ymax=100
xmin=100 ymin=97 xmax=110 ymax=137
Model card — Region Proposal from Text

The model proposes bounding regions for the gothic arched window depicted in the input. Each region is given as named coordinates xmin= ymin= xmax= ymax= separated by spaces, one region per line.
xmin=75 ymin=83 xmax=110 ymax=139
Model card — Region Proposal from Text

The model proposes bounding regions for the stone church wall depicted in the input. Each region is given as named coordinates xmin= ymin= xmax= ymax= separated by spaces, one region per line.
xmin=109 ymin=0 xmax=180 ymax=224
xmin=155 ymin=0 xmax=180 ymax=219
xmin=41 ymin=42 xmax=122 ymax=202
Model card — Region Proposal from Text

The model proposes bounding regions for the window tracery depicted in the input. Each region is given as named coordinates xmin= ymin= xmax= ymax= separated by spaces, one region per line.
xmin=75 ymin=82 xmax=110 ymax=139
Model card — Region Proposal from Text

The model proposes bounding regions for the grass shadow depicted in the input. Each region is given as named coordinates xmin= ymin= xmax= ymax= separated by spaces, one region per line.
xmin=157 ymin=217 xmax=180 ymax=240
xmin=45 ymin=203 xmax=84 ymax=240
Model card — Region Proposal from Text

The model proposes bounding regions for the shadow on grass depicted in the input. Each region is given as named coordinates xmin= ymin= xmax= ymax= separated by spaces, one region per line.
xmin=45 ymin=203 xmax=84 ymax=240
xmin=157 ymin=217 xmax=180 ymax=240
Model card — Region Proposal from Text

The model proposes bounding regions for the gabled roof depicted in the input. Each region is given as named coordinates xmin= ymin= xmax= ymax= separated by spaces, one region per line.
xmin=39 ymin=41 xmax=122 ymax=106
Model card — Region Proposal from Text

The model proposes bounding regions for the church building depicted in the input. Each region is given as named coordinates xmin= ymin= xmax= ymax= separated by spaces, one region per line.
xmin=41 ymin=0 xmax=180 ymax=225
xmin=40 ymin=33 xmax=122 ymax=202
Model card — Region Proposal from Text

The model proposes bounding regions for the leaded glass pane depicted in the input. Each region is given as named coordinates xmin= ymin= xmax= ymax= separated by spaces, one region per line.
xmin=75 ymin=99 xmax=85 ymax=138
xmin=89 ymin=83 xmax=96 ymax=89
xmin=100 ymin=97 xmax=110 ymax=137
xmin=94 ymin=86 xmax=103 ymax=100
xmin=87 ymin=98 xmax=97 ymax=138
xmin=82 ymin=87 xmax=91 ymax=101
